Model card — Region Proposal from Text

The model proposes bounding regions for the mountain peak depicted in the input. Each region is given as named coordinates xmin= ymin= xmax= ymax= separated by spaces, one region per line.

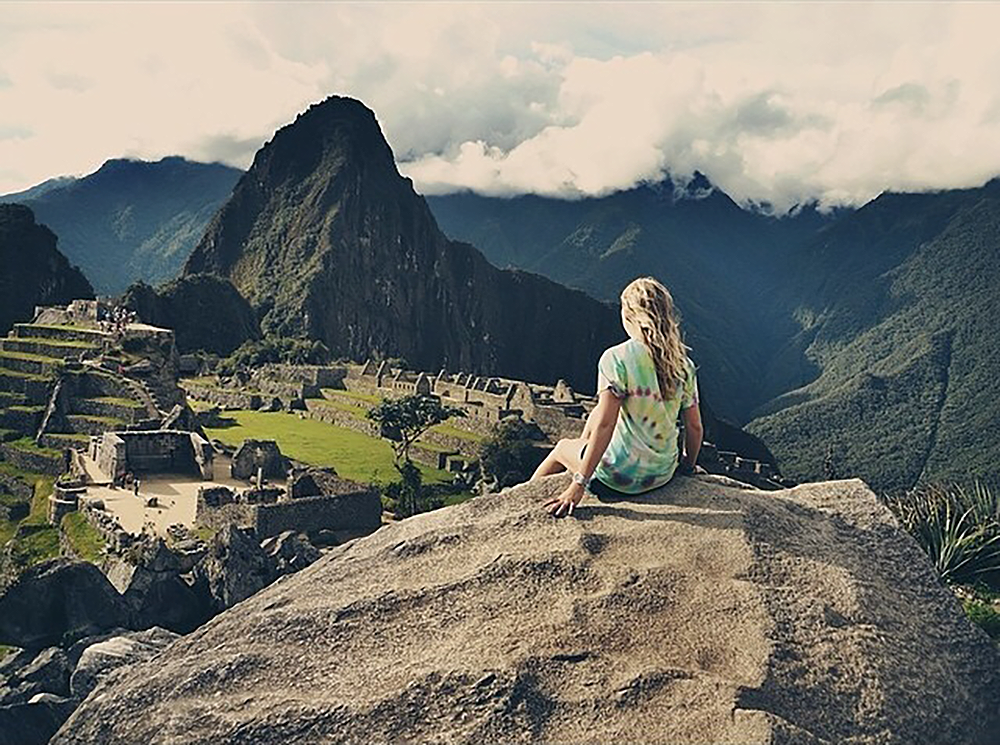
xmin=184 ymin=95 xmax=621 ymax=390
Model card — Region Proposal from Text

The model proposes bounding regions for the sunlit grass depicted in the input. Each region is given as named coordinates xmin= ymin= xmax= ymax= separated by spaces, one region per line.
xmin=203 ymin=410 xmax=453 ymax=485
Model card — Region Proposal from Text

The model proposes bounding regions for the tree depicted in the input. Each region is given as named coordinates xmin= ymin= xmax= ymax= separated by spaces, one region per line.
xmin=366 ymin=394 xmax=466 ymax=517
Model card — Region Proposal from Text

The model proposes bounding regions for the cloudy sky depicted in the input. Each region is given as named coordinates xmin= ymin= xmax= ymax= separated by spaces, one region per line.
xmin=2 ymin=2 xmax=1000 ymax=212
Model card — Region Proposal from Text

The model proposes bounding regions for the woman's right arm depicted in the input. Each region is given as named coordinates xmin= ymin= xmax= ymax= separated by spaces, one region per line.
xmin=680 ymin=403 xmax=703 ymax=471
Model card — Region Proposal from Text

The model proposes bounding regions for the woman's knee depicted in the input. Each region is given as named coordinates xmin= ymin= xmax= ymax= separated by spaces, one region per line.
xmin=554 ymin=438 xmax=584 ymax=470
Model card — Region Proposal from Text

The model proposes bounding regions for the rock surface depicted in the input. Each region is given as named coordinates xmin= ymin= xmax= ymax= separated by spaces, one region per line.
xmin=53 ymin=476 xmax=1000 ymax=744
xmin=0 ymin=559 xmax=128 ymax=649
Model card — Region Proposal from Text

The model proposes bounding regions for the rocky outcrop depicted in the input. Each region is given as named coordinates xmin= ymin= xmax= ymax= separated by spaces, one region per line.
xmin=0 ymin=559 xmax=128 ymax=649
xmin=52 ymin=475 xmax=1000 ymax=744
xmin=0 ymin=204 xmax=94 ymax=335
xmin=193 ymin=525 xmax=276 ymax=614
xmin=69 ymin=627 xmax=178 ymax=701
xmin=184 ymin=96 xmax=621 ymax=392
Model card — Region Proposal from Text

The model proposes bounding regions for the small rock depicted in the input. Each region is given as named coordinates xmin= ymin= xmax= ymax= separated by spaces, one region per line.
xmin=0 ymin=692 xmax=76 ymax=745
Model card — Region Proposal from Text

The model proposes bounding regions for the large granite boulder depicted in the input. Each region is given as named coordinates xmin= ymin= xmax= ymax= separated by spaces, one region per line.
xmin=230 ymin=439 xmax=288 ymax=481
xmin=53 ymin=476 xmax=1000 ymax=743
xmin=193 ymin=525 xmax=275 ymax=613
xmin=0 ymin=559 xmax=129 ymax=649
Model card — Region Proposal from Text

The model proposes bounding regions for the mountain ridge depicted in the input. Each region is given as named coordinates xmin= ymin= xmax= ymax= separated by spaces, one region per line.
xmin=3 ymin=156 xmax=242 ymax=295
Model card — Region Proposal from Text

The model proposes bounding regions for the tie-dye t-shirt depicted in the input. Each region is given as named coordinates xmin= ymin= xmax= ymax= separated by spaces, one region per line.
xmin=592 ymin=338 xmax=699 ymax=494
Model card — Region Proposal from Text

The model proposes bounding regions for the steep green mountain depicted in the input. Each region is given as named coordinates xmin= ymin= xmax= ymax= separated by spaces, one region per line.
xmin=2 ymin=157 xmax=242 ymax=295
xmin=122 ymin=275 xmax=260 ymax=356
xmin=748 ymin=180 xmax=1000 ymax=491
xmin=0 ymin=204 xmax=94 ymax=334
xmin=184 ymin=96 xmax=623 ymax=393
xmin=428 ymin=183 xmax=836 ymax=422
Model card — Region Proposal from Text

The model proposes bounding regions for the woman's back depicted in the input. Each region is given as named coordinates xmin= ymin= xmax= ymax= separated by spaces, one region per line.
xmin=593 ymin=338 xmax=698 ymax=493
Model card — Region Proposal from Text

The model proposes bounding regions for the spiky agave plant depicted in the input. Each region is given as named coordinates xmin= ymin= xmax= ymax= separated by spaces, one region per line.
xmin=885 ymin=481 xmax=1000 ymax=586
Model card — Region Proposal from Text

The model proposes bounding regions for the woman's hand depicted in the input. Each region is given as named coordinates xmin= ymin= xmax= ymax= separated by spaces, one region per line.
xmin=544 ymin=482 xmax=585 ymax=517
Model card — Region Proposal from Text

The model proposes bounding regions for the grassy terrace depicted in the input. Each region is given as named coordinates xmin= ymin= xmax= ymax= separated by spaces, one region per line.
xmin=0 ymin=350 xmax=65 ymax=365
xmin=0 ymin=473 xmax=57 ymax=563
xmin=19 ymin=323 xmax=106 ymax=336
xmin=321 ymin=388 xmax=381 ymax=404
xmin=87 ymin=396 xmax=145 ymax=408
xmin=9 ymin=336 xmax=96 ymax=348
xmin=8 ymin=436 xmax=61 ymax=458
xmin=0 ymin=368 xmax=52 ymax=382
xmin=203 ymin=410 xmax=454 ymax=485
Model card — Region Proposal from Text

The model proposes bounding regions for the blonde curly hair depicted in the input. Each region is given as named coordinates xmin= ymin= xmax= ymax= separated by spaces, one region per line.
xmin=620 ymin=276 xmax=690 ymax=398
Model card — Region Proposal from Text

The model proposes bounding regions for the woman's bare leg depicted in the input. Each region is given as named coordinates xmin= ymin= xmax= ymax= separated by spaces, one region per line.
xmin=530 ymin=437 xmax=587 ymax=481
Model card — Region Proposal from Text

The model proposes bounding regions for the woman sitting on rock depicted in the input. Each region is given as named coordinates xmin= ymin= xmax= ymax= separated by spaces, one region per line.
xmin=532 ymin=276 xmax=703 ymax=517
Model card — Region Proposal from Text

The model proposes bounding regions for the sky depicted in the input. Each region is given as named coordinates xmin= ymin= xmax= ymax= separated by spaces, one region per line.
xmin=3 ymin=2 xmax=1000 ymax=212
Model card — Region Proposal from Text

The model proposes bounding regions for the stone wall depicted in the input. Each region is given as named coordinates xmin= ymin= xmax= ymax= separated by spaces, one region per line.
xmin=196 ymin=487 xmax=381 ymax=540
xmin=182 ymin=383 xmax=261 ymax=411
xmin=254 ymin=492 xmax=381 ymax=539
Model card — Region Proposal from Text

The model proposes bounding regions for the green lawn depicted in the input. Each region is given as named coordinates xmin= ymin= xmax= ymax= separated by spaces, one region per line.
xmin=431 ymin=422 xmax=485 ymax=442
xmin=88 ymin=396 xmax=145 ymax=408
xmin=203 ymin=410 xmax=453 ymax=485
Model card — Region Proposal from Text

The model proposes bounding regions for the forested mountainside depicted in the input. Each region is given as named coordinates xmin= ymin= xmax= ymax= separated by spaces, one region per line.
xmin=430 ymin=180 xmax=1000 ymax=492
xmin=428 ymin=182 xmax=837 ymax=423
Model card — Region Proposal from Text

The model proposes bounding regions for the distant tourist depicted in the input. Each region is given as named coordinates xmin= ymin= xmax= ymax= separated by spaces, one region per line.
xmin=532 ymin=276 xmax=704 ymax=516
xmin=134 ymin=477 xmax=141 ymax=497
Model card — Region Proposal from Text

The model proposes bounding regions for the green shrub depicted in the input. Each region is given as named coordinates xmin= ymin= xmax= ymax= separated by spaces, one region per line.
xmin=884 ymin=481 xmax=1000 ymax=586
xmin=216 ymin=336 xmax=330 ymax=375
xmin=478 ymin=418 xmax=546 ymax=489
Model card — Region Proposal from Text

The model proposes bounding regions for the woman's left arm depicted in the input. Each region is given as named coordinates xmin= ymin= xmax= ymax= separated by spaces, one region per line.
xmin=546 ymin=389 xmax=621 ymax=516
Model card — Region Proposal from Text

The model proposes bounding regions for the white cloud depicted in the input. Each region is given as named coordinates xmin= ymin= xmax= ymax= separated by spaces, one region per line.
xmin=1 ymin=2 xmax=1000 ymax=212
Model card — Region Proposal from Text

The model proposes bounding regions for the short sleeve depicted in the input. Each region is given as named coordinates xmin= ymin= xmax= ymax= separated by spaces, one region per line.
xmin=680 ymin=358 xmax=699 ymax=410
xmin=597 ymin=347 xmax=627 ymax=399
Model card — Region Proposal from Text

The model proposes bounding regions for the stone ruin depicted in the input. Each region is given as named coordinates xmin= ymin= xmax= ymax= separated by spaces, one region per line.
xmin=230 ymin=439 xmax=288 ymax=482
xmin=351 ymin=359 xmax=595 ymax=441
xmin=90 ymin=430 xmax=214 ymax=483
